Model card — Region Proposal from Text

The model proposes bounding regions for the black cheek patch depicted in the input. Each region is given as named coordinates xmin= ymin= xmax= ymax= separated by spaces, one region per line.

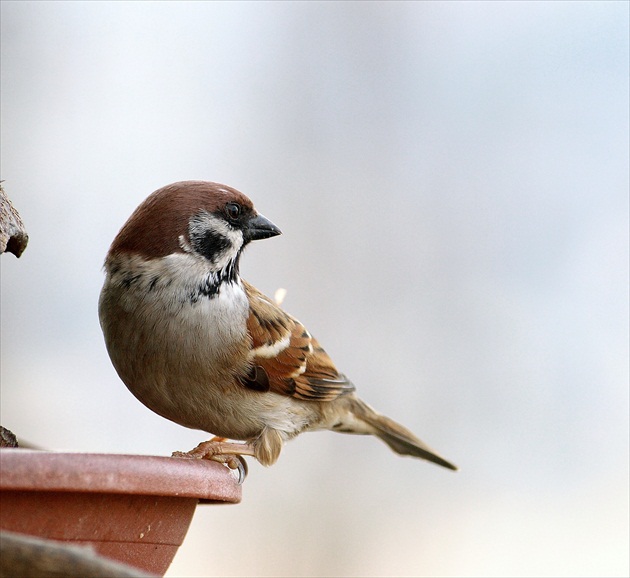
xmin=191 ymin=229 xmax=231 ymax=263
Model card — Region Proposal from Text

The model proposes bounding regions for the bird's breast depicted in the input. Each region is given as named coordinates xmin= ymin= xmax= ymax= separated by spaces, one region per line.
xmin=99 ymin=253 xmax=257 ymax=433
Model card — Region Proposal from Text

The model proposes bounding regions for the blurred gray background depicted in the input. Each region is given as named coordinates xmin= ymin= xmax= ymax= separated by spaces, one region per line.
xmin=1 ymin=1 xmax=628 ymax=576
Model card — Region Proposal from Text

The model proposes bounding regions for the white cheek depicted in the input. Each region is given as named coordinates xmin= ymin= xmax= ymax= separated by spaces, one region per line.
xmin=187 ymin=211 xmax=244 ymax=269
xmin=213 ymin=229 xmax=243 ymax=270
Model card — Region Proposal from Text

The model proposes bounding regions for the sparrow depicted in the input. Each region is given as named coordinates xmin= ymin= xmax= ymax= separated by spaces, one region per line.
xmin=99 ymin=181 xmax=457 ymax=473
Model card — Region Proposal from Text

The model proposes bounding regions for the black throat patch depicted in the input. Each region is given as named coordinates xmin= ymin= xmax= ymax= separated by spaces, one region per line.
xmin=190 ymin=259 xmax=240 ymax=302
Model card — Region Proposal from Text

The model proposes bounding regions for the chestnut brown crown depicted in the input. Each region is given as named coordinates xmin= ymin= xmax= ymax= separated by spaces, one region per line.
xmin=107 ymin=181 xmax=278 ymax=260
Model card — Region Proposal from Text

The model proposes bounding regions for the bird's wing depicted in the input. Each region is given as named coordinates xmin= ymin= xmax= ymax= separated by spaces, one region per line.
xmin=242 ymin=280 xmax=355 ymax=402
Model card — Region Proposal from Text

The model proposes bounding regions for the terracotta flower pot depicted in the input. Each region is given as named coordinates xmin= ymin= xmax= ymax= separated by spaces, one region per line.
xmin=0 ymin=449 xmax=242 ymax=576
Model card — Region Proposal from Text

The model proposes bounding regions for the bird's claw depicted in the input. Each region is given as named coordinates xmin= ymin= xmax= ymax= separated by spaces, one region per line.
xmin=172 ymin=441 xmax=250 ymax=484
xmin=224 ymin=454 xmax=248 ymax=484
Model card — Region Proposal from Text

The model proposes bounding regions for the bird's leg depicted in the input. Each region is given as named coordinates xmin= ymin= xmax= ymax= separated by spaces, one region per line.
xmin=173 ymin=438 xmax=256 ymax=464
xmin=172 ymin=437 xmax=254 ymax=482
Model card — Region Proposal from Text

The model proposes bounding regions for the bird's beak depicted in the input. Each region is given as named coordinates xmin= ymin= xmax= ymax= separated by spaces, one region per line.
xmin=244 ymin=213 xmax=282 ymax=242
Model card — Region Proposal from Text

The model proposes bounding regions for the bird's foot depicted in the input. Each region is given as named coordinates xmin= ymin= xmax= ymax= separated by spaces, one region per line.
xmin=172 ymin=437 xmax=253 ymax=483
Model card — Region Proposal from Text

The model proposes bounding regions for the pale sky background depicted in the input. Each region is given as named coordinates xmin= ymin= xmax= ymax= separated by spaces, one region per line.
xmin=1 ymin=1 xmax=628 ymax=577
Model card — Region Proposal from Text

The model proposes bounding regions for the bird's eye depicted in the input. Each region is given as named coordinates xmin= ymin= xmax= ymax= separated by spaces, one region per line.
xmin=225 ymin=202 xmax=242 ymax=221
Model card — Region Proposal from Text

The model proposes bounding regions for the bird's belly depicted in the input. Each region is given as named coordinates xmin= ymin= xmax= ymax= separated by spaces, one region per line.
xmin=163 ymin=382 xmax=315 ymax=442
xmin=101 ymin=283 xmax=314 ymax=441
xmin=129 ymin=368 xmax=315 ymax=442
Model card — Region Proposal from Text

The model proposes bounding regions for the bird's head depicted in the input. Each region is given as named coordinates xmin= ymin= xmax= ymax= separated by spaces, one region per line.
xmin=107 ymin=181 xmax=281 ymax=272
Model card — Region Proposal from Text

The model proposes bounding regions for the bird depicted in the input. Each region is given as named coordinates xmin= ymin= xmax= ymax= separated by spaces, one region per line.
xmin=98 ymin=181 xmax=457 ymax=473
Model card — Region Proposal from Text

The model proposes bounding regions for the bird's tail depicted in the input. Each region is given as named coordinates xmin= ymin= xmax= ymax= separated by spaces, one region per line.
xmin=349 ymin=397 xmax=458 ymax=471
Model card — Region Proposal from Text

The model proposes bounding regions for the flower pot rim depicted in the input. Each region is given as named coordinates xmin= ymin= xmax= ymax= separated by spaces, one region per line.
xmin=0 ymin=449 xmax=241 ymax=503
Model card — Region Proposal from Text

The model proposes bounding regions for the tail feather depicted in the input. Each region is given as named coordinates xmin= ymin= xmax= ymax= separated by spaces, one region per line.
xmin=351 ymin=398 xmax=458 ymax=471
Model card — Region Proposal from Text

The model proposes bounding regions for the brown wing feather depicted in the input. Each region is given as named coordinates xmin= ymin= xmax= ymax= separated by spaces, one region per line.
xmin=243 ymin=280 xmax=355 ymax=402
